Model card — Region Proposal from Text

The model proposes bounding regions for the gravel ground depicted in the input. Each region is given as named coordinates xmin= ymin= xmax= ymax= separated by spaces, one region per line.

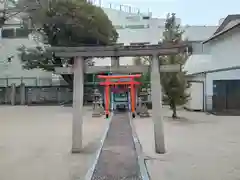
xmin=133 ymin=107 xmax=240 ymax=180
xmin=0 ymin=106 xmax=108 ymax=180
xmin=91 ymin=113 xmax=142 ymax=180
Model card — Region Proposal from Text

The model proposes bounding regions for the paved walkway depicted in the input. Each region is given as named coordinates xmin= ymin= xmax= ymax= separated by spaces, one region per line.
xmin=91 ymin=113 xmax=142 ymax=180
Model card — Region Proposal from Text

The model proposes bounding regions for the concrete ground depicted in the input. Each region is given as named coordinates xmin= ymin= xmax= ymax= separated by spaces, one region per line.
xmin=0 ymin=106 xmax=108 ymax=180
xmin=133 ymin=107 xmax=240 ymax=180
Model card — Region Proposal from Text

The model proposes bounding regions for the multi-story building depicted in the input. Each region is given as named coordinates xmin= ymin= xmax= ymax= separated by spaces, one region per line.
xmin=95 ymin=3 xmax=219 ymax=66
xmin=0 ymin=2 xmax=219 ymax=84
xmin=0 ymin=17 xmax=54 ymax=87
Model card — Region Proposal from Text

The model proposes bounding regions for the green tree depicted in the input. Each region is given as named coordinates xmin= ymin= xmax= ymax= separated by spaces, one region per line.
xmin=132 ymin=14 xmax=189 ymax=118
xmin=161 ymin=13 xmax=189 ymax=118
xmin=17 ymin=0 xmax=118 ymax=86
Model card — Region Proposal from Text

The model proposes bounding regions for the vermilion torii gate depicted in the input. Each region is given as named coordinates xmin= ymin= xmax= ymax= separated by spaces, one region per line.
xmin=47 ymin=42 xmax=191 ymax=154
xmin=98 ymin=74 xmax=141 ymax=118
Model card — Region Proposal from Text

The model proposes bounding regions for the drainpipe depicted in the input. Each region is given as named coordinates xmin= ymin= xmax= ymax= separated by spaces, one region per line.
xmin=204 ymin=72 xmax=207 ymax=111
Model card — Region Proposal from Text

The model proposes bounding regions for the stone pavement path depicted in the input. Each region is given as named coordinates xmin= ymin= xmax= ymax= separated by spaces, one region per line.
xmin=91 ymin=113 xmax=142 ymax=180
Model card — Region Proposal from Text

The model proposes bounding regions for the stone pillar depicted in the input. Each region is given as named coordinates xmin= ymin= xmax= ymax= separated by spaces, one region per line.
xmin=72 ymin=57 xmax=84 ymax=153
xmin=150 ymin=54 xmax=165 ymax=154
xmin=4 ymin=87 xmax=9 ymax=104
xmin=10 ymin=83 xmax=16 ymax=105
xmin=57 ymin=88 xmax=62 ymax=104
xmin=20 ymin=83 xmax=26 ymax=105
xmin=111 ymin=56 xmax=120 ymax=68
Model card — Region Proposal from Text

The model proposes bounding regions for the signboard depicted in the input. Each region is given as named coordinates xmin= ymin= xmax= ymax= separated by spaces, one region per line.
xmin=0 ymin=0 xmax=5 ymax=11
xmin=160 ymin=64 xmax=181 ymax=72
xmin=54 ymin=67 xmax=73 ymax=74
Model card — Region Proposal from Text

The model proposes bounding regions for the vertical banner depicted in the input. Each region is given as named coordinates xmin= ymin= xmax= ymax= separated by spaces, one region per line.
xmin=0 ymin=0 xmax=5 ymax=11
xmin=0 ymin=0 xmax=6 ymax=26
xmin=111 ymin=91 xmax=113 ymax=111
xmin=128 ymin=89 xmax=131 ymax=110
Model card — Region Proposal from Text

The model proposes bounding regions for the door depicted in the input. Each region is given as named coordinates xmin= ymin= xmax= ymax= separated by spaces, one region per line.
xmin=187 ymin=82 xmax=204 ymax=110
xmin=226 ymin=80 xmax=240 ymax=110
xmin=213 ymin=80 xmax=227 ymax=111
xmin=213 ymin=80 xmax=240 ymax=111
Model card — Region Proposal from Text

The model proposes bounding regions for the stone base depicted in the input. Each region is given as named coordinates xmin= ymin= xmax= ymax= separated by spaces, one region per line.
xmin=100 ymin=108 xmax=105 ymax=115
xmin=138 ymin=105 xmax=150 ymax=118
xmin=139 ymin=112 xmax=150 ymax=118
xmin=71 ymin=148 xmax=81 ymax=153
xmin=92 ymin=112 xmax=102 ymax=117
xmin=92 ymin=114 xmax=102 ymax=117
xmin=92 ymin=106 xmax=104 ymax=117
xmin=136 ymin=107 xmax=141 ymax=115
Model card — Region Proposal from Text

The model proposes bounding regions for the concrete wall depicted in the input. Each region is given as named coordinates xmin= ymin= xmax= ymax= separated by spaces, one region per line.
xmin=205 ymin=27 xmax=240 ymax=69
xmin=0 ymin=29 xmax=53 ymax=84
xmin=190 ymin=41 xmax=204 ymax=54
xmin=0 ymin=84 xmax=72 ymax=105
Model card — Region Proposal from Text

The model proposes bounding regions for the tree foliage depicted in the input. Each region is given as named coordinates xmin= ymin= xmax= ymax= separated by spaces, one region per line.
xmin=132 ymin=13 xmax=189 ymax=118
xmin=160 ymin=13 xmax=189 ymax=118
xmin=17 ymin=0 xmax=118 ymax=86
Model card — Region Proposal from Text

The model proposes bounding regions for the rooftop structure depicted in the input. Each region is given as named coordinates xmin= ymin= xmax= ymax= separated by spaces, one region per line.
xmin=89 ymin=0 xmax=152 ymax=16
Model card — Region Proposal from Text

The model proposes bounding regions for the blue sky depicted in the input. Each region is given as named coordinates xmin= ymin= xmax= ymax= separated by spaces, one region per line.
xmin=101 ymin=0 xmax=240 ymax=25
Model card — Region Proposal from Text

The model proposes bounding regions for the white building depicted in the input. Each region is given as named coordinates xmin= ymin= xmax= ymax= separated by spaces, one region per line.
xmin=96 ymin=6 xmax=218 ymax=66
xmin=184 ymin=14 xmax=240 ymax=113
xmin=0 ymin=13 xmax=54 ymax=87
xmin=0 ymin=2 xmax=219 ymax=86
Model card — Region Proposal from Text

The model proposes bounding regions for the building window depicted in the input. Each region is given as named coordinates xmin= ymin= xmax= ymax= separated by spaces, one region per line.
xmin=16 ymin=28 xmax=29 ymax=38
xmin=142 ymin=16 xmax=150 ymax=20
xmin=2 ymin=28 xmax=15 ymax=38
xmin=126 ymin=16 xmax=140 ymax=21
xmin=126 ymin=25 xmax=149 ymax=29
xmin=1 ymin=28 xmax=29 ymax=38
xmin=115 ymin=24 xmax=150 ymax=29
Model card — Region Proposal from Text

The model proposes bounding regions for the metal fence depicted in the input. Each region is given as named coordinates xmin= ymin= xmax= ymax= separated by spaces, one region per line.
xmin=0 ymin=77 xmax=68 ymax=87
xmin=25 ymin=86 xmax=73 ymax=105
xmin=0 ymin=77 xmax=152 ymax=106
xmin=0 ymin=77 xmax=71 ymax=105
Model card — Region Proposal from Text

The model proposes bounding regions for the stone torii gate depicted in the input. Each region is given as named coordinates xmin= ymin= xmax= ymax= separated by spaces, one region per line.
xmin=47 ymin=42 xmax=190 ymax=154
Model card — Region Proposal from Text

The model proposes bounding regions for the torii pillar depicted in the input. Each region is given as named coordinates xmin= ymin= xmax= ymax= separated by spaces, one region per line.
xmin=72 ymin=56 xmax=84 ymax=153
xmin=151 ymin=54 xmax=165 ymax=154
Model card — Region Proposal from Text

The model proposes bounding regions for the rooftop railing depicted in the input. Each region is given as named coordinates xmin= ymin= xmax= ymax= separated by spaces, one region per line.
xmin=88 ymin=0 xmax=152 ymax=16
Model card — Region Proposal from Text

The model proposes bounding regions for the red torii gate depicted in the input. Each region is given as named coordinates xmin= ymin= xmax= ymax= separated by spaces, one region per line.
xmin=97 ymin=74 xmax=141 ymax=118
